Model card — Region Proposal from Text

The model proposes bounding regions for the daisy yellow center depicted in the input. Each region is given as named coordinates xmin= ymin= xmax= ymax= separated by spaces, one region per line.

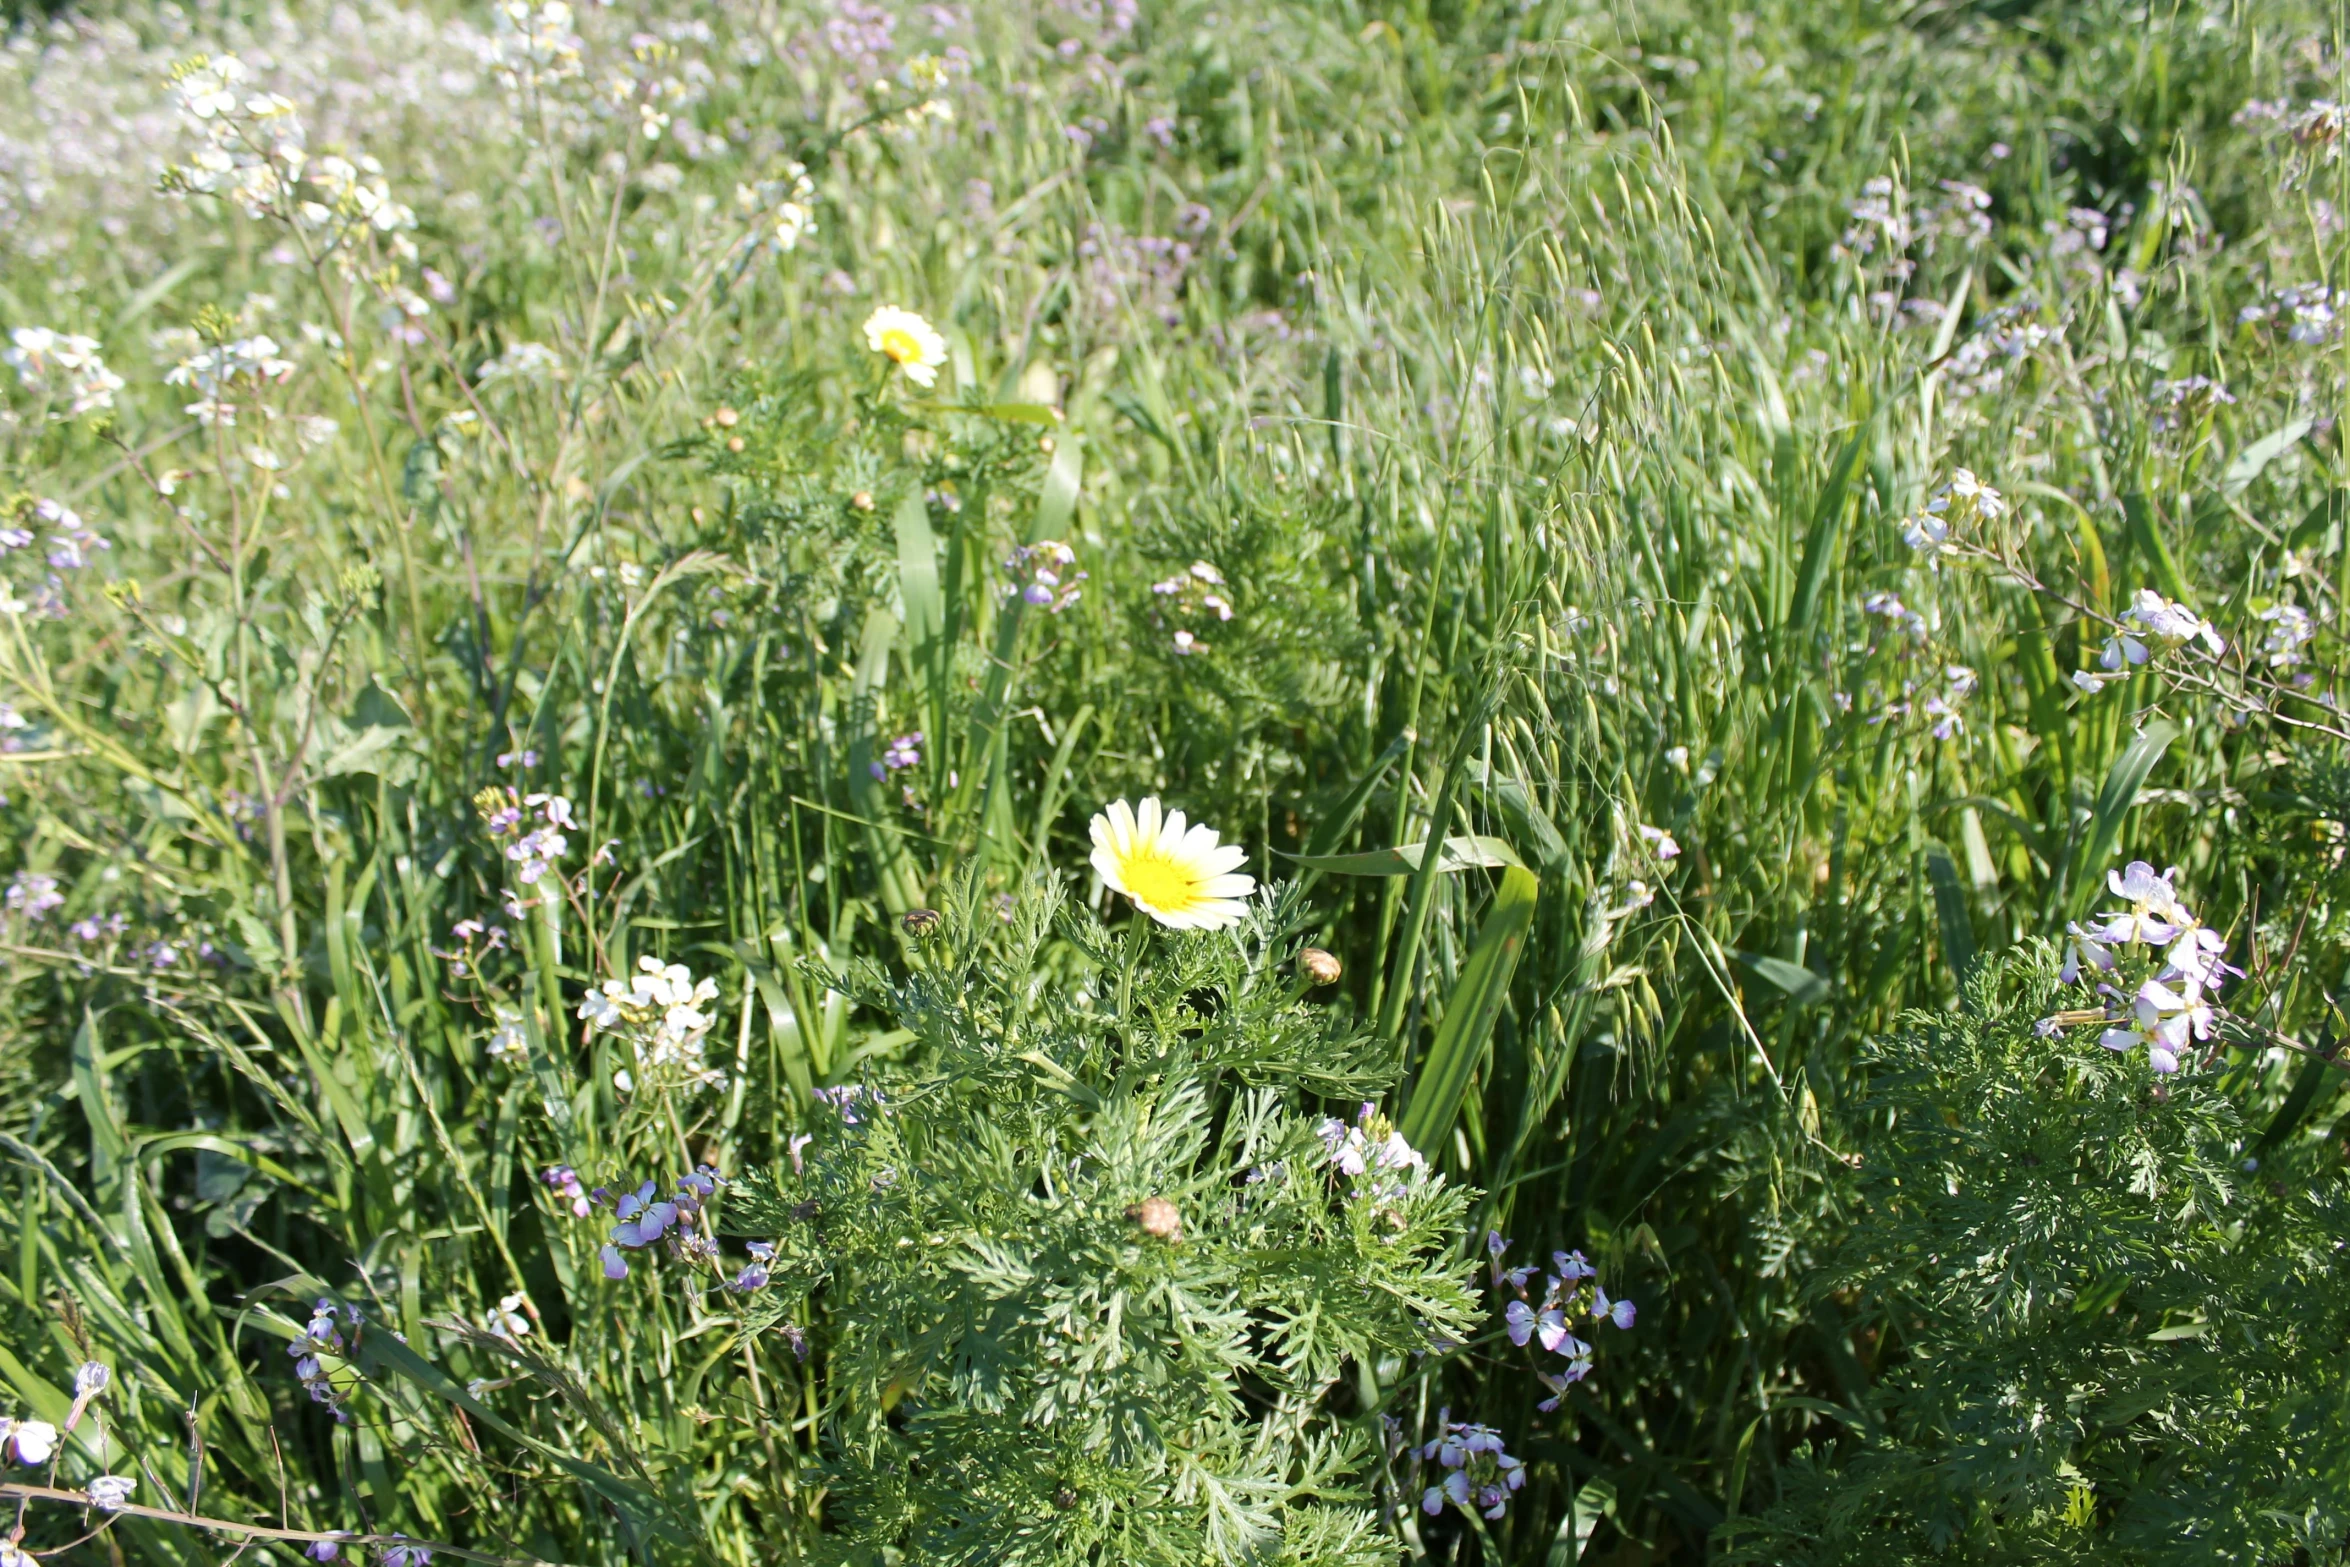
xmin=879 ymin=328 xmax=925 ymax=365
xmin=1116 ymin=845 xmax=1206 ymax=912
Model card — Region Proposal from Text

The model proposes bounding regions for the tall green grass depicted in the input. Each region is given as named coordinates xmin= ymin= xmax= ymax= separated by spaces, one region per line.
xmin=0 ymin=0 xmax=2343 ymax=1560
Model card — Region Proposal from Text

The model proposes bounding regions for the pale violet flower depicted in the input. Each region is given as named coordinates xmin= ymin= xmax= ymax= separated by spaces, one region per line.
xmin=486 ymin=1007 xmax=529 ymax=1065
xmin=2059 ymin=922 xmax=2116 ymax=984
xmin=4 ymin=327 xmax=124 ymax=415
xmin=1900 ymin=511 xmax=1954 ymax=557
xmin=2105 ymin=588 xmax=2222 ymax=668
xmin=2094 ymin=861 xmax=2189 ymax=946
xmin=2257 ymin=603 xmax=2314 ymax=667
xmin=486 ymin=1292 xmax=531 ymax=1339
xmin=7 ymin=1418 xmax=57 ymax=1465
xmin=1505 ymin=1299 xmax=1575 ymax=1352
xmin=2162 ymin=926 xmax=2232 ymax=991
xmin=611 ymin=1179 xmax=678 ymax=1248
xmin=85 ymin=1475 xmax=135 ymax=1510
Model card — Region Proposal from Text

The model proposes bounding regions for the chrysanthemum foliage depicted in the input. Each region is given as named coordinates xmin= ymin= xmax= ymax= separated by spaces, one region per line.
xmin=713 ymin=885 xmax=1477 ymax=1566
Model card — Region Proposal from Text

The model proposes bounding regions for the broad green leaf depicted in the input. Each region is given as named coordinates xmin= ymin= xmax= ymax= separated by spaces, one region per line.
xmin=1924 ymin=842 xmax=1977 ymax=987
xmin=2122 ymin=491 xmax=2191 ymax=606
xmin=1787 ymin=418 xmax=1869 ymax=636
xmin=1286 ymin=834 xmax=1526 ymax=876
xmin=2222 ymin=417 xmax=2313 ymax=496
xmin=893 ymin=489 xmax=943 ymax=653
xmin=955 ymin=401 xmax=1062 ymax=426
xmin=1732 ymin=951 xmax=1830 ymax=1008
xmin=1293 ymin=730 xmax=1413 ymax=882
xmin=2069 ymin=720 xmax=2178 ymax=917
xmin=1466 ymin=761 xmax=1569 ymax=868
xmin=1399 ymin=866 xmax=1540 ymax=1153
xmin=1030 ymin=434 xmax=1083 ymax=544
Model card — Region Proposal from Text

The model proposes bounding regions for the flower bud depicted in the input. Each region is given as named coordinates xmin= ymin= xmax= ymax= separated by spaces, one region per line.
xmin=1127 ymin=1195 xmax=1181 ymax=1241
xmin=1300 ymin=948 xmax=1342 ymax=986
xmin=902 ymin=908 xmax=942 ymax=937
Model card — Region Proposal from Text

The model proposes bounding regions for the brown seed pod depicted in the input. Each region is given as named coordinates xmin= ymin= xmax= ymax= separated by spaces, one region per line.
xmin=1299 ymin=948 xmax=1342 ymax=986
xmin=1127 ymin=1195 xmax=1182 ymax=1241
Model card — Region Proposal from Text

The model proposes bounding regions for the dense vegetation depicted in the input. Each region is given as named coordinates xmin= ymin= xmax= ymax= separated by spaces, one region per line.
xmin=0 ymin=0 xmax=2344 ymax=1561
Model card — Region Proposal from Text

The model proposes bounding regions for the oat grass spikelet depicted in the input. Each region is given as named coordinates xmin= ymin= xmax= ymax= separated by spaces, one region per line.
xmin=1088 ymin=796 xmax=1253 ymax=930
xmin=862 ymin=305 xmax=947 ymax=387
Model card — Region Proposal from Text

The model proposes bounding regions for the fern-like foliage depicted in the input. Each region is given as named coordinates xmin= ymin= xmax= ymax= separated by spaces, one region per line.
xmin=1720 ymin=945 xmax=2350 ymax=1565
xmin=722 ymin=884 xmax=1477 ymax=1565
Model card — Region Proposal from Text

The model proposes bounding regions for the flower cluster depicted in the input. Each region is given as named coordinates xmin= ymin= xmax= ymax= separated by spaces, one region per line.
xmin=442 ymin=917 xmax=509 ymax=978
xmin=165 ymin=335 xmax=296 ymax=428
xmin=543 ymin=1164 xmax=590 ymax=1217
xmin=1003 ymin=539 xmax=1086 ymax=614
xmin=1316 ymin=1101 xmax=1427 ymax=1202
xmin=31 ymin=499 xmax=109 ymax=574
xmin=1862 ymin=589 xmax=1929 ymax=640
xmin=486 ymin=1006 xmax=528 ymax=1065
xmin=2255 ymin=602 xmax=2316 ymax=668
xmin=3 ymin=327 xmax=124 ymax=416
xmin=6 ymin=872 xmax=63 ymax=923
xmin=475 ymin=788 xmax=574 ymax=886
xmin=1900 ymin=468 xmax=2006 ymax=561
xmin=2044 ymin=860 xmax=2234 ymax=1074
xmin=2148 ymin=375 xmax=2234 ymax=432
xmin=739 ymin=163 xmax=818 ymax=255
xmin=2076 ymin=588 xmax=2224 ymax=692
xmin=596 ymin=1165 xmax=722 ymax=1280
xmin=1417 ymin=1418 xmax=1527 ymax=1521
xmin=577 ymin=955 xmax=724 ymax=1094
xmin=869 ymin=730 xmax=922 ymax=779
xmin=289 ymin=1297 xmax=360 ymax=1422
xmin=164 ymin=55 xmax=418 ymax=264
xmin=1491 ymin=1236 xmax=1636 ymax=1404
xmin=2238 ymin=282 xmax=2339 ymax=344
xmin=484 ymin=0 xmax=585 ymax=92
xmin=1148 ymin=559 xmax=1233 ymax=656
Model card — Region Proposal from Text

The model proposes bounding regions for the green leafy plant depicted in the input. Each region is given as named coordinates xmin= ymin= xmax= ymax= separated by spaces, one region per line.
xmin=1720 ymin=945 xmax=2350 ymax=1564
xmin=700 ymin=883 xmax=1475 ymax=1565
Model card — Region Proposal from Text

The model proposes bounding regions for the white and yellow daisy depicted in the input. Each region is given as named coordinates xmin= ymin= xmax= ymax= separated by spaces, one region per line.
xmin=1089 ymin=796 xmax=1254 ymax=931
xmin=862 ymin=305 xmax=948 ymax=388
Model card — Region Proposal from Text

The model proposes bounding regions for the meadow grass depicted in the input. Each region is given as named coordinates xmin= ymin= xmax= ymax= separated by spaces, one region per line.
xmin=0 ymin=0 xmax=2345 ymax=1561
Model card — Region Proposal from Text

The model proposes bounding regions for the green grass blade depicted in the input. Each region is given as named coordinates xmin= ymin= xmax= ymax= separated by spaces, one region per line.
xmin=1924 ymin=841 xmax=1977 ymax=989
xmin=1398 ymin=866 xmax=1540 ymax=1155
xmin=2067 ymin=720 xmax=2178 ymax=918
xmin=1283 ymin=834 xmax=1525 ymax=876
